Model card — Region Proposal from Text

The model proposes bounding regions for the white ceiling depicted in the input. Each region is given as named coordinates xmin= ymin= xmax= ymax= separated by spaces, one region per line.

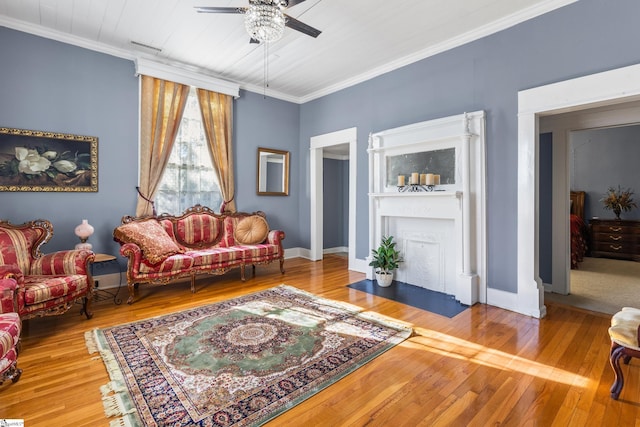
xmin=0 ymin=0 xmax=576 ymax=103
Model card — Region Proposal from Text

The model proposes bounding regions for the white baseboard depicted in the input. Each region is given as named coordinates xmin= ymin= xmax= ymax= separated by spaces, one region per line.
xmin=284 ymin=247 xmax=311 ymax=260
xmin=487 ymin=286 xmax=547 ymax=318
xmin=323 ymin=246 xmax=348 ymax=254
xmin=284 ymin=246 xmax=368 ymax=275
xmin=349 ymin=258 xmax=369 ymax=274
xmin=486 ymin=287 xmax=518 ymax=313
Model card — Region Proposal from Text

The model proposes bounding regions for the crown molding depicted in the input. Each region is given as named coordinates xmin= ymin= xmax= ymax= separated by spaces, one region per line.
xmin=298 ymin=0 xmax=579 ymax=104
xmin=0 ymin=15 xmax=239 ymax=98
xmin=0 ymin=15 xmax=136 ymax=60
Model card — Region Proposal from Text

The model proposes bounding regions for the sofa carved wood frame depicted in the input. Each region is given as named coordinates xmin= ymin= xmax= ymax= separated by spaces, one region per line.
xmin=0 ymin=219 xmax=96 ymax=320
xmin=115 ymin=205 xmax=286 ymax=304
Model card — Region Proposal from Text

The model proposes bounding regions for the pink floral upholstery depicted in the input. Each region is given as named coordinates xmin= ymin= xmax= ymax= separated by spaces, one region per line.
xmin=0 ymin=278 xmax=22 ymax=385
xmin=114 ymin=205 xmax=285 ymax=304
xmin=0 ymin=219 xmax=95 ymax=320
xmin=113 ymin=219 xmax=184 ymax=264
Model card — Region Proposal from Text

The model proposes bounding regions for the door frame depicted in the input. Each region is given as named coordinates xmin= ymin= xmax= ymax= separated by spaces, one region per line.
xmin=310 ymin=127 xmax=357 ymax=269
xmin=518 ymin=63 xmax=640 ymax=318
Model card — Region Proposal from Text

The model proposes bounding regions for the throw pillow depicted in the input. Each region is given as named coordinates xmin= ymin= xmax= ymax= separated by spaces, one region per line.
xmin=234 ymin=215 xmax=269 ymax=245
xmin=114 ymin=219 xmax=184 ymax=264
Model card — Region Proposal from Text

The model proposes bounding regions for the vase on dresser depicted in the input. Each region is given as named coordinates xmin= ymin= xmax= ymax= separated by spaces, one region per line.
xmin=613 ymin=207 xmax=622 ymax=220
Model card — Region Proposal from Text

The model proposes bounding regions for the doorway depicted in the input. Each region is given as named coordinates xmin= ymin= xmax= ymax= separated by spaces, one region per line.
xmin=310 ymin=128 xmax=358 ymax=270
xmin=518 ymin=63 xmax=640 ymax=318
xmin=540 ymin=101 xmax=640 ymax=297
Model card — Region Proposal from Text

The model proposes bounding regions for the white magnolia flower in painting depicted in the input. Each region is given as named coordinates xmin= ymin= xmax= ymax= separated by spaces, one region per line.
xmin=42 ymin=151 xmax=58 ymax=160
xmin=15 ymin=147 xmax=51 ymax=174
xmin=52 ymin=160 xmax=77 ymax=173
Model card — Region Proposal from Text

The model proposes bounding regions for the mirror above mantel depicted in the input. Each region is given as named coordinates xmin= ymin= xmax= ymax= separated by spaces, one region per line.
xmin=257 ymin=147 xmax=290 ymax=196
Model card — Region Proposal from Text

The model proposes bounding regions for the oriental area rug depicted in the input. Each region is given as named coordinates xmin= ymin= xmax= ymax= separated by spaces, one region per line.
xmin=85 ymin=285 xmax=412 ymax=426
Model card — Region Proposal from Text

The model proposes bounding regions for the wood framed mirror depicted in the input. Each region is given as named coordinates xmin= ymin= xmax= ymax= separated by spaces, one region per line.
xmin=257 ymin=147 xmax=289 ymax=196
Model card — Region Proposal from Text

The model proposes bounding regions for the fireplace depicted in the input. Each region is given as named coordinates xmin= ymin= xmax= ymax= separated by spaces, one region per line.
xmin=367 ymin=112 xmax=486 ymax=306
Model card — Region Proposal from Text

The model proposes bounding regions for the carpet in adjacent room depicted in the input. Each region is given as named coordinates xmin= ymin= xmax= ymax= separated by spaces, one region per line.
xmin=86 ymin=285 xmax=412 ymax=426
xmin=348 ymin=279 xmax=468 ymax=318
xmin=546 ymin=256 xmax=640 ymax=314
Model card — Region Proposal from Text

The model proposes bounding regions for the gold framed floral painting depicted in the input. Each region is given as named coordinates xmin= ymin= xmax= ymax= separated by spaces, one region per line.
xmin=0 ymin=127 xmax=98 ymax=192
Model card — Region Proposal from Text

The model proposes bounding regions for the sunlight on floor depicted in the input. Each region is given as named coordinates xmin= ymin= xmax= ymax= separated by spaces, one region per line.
xmin=404 ymin=327 xmax=592 ymax=388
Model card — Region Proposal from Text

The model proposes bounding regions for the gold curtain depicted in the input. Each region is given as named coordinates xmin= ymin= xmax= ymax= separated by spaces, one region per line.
xmin=197 ymin=89 xmax=236 ymax=213
xmin=136 ymin=75 xmax=190 ymax=217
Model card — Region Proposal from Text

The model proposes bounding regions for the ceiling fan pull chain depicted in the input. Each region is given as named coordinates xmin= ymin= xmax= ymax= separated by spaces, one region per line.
xmin=263 ymin=42 xmax=269 ymax=99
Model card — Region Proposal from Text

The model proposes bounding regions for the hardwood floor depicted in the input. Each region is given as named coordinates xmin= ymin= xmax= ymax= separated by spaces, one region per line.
xmin=0 ymin=255 xmax=635 ymax=426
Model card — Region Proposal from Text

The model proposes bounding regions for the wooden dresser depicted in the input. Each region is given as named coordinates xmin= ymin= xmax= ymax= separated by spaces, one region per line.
xmin=590 ymin=219 xmax=640 ymax=261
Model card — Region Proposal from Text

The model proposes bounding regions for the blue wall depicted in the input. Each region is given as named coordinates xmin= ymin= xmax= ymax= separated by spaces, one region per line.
xmin=298 ymin=0 xmax=640 ymax=292
xmin=323 ymin=158 xmax=349 ymax=249
xmin=2 ymin=0 xmax=640 ymax=294
xmin=539 ymin=133 xmax=553 ymax=284
xmin=571 ymin=125 xmax=640 ymax=222
xmin=0 ymin=29 xmax=139 ymax=260
xmin=234 ymin=90 xmax=301 ymax=247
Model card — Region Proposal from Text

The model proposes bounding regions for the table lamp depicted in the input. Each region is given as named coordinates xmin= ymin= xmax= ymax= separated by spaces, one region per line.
xmin=75 ymin=219 xmax=94 ymax=250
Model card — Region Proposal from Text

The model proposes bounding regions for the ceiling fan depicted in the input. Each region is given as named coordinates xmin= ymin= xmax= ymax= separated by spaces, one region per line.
xmin=195 ymin=0 xmax=321 ymax=44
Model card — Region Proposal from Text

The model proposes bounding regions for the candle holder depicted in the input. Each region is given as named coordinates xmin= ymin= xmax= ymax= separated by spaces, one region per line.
xmin=397 ymin=184 xmax=436 ymax=192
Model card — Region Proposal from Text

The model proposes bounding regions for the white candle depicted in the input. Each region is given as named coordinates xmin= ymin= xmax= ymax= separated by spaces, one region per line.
xmin=397 ymin=175 xmax=405 ymax=186
xmin=411 ymin=172 xmax=419 ymax=185
xmin=420 ymin=174 xmax=427 ymax=185
xmin=426 ymin=173 xmax=435 ymax=185
xmin=434 ymin=174 xmax=441 ymax=185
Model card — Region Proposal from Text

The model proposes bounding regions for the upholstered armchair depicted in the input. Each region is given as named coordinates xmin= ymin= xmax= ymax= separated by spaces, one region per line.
xmin=0 ymin=219 xmax=95 ymax=320
xmin=0 ymin=277 xmax=22 ymax=385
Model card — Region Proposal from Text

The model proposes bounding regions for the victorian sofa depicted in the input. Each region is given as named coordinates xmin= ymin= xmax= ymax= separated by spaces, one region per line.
xmin=0 ymin=219 xmax=95 ymax=320
xmin=113 ymin=205 xmax=285 ymax=304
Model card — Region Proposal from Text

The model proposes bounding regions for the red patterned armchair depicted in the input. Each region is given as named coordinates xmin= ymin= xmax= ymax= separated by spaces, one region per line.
xmin=0 ymin=219 xmax=95 ymax=320
xmin=0 ymin=278 xmax=22 ymax=385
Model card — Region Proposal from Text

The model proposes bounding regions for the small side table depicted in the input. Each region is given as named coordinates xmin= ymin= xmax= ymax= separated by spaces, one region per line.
xmin=92 ymin=253 xmax=122 ymax=305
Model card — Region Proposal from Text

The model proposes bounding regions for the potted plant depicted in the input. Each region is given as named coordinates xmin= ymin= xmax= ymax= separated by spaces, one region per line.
xmin=369 ymin=235 xmax=403 ymax=287
xmin=601 ymin=186 xmax=637 ymax=220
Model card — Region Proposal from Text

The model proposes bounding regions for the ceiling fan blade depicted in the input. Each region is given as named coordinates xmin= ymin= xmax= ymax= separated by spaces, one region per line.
xmin=194 ymin=6 xmax=246 ymax=14
xmin=283 ymin=0 xmax=308 ymax=7
xmin=284 ymin=15 xmax=321 ymax=38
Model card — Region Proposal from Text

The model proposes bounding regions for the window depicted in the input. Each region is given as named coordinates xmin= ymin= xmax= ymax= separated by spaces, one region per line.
xmin=155 ymin=87 xmax=222 ymax=215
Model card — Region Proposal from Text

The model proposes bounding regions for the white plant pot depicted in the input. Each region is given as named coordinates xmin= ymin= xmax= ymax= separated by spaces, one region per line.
xmin=375 ymin=271 xmax=394 ymax=287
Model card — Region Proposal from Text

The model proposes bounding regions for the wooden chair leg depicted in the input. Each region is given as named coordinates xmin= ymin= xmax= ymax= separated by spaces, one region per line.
xmin=610 ymin=344 xmax=626 ymax=400
xmin=82 ymin=296 xmax=94 ymax=319
xmin=127 ymin=283 xmax=136 ymax=305
xmin=240 ymin=265 xmax=246 ymax=281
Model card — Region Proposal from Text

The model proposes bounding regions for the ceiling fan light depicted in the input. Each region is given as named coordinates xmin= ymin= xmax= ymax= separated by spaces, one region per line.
xmin=244 ymin=4 xmax=285 ymax=43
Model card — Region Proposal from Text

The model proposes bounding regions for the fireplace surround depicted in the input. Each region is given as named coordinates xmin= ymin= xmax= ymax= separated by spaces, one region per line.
xmin=367 ymin=111 xmax=486 ymax=306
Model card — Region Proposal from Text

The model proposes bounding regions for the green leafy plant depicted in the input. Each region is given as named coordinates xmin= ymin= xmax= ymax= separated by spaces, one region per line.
xmin=369 ymin=235 xmax=403 ymax=274
xmin=601 ymin=186 xmax=637 ymax=219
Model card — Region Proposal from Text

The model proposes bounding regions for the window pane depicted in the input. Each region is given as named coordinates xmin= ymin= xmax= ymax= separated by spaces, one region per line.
xmin=156 ymin=87 xmax=222 ymax=215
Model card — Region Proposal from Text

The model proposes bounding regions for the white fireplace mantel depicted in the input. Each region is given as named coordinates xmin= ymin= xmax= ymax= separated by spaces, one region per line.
xmin=367 ymin=112 xmax=486 ymax=306
xmin=370 ymin=191 xmax=462 ymax=219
